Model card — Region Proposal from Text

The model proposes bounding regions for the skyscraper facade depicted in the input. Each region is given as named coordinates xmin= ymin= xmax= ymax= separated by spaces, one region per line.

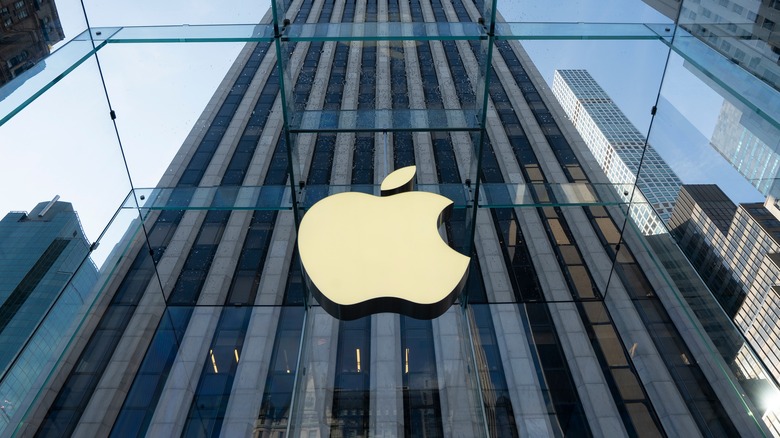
xmin=0 ymin=199 xmax=97 ymax=433
xmin=669 ymin=184 xmax=780 ymax=385
xmin=710 ymin=99 xmax=780 ymax=197
xmin=552 ymin=69 xmax=682 ymax=235
xmin=5 ymin=0 xmax=779 ymax=437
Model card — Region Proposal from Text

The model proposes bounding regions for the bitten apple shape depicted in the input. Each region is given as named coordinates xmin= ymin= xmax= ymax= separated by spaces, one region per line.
xmin=298 ymin=166 xmax=470 ymax=320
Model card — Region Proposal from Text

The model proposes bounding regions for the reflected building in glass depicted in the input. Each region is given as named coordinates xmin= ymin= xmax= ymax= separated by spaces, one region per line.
xmin=710 ymin=99 xmax=780 ymax=197
xmin=0 ymin=198 xmax=97 ymax=430
xmin=9 ymin=0 xmax=780 ymax=436
xmin=643 ymin=0 xmax=780 ymax=91
xmin=552 ymin=69 xmax=682 ymax=235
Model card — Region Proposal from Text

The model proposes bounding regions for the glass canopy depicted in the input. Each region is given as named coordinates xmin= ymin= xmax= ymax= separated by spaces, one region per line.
xmin=1 ymin=0 xmax=779 ymax=435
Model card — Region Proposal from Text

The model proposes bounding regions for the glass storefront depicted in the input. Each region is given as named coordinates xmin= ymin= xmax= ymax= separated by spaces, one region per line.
xmin=1 ymin=0 xmax=779 ymax=436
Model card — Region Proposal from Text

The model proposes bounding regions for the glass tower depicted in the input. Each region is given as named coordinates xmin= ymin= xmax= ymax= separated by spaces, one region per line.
xmin=0 ymin=199 xmax=97 ymax=431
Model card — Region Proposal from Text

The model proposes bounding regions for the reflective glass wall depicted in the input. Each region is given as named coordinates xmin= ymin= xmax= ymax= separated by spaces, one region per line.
xmin=1 ymin=0 xmax=779 ymax=436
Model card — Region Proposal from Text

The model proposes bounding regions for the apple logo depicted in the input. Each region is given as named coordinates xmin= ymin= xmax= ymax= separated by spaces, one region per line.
xmin=298 ymin=166 xmax=470 ymax=320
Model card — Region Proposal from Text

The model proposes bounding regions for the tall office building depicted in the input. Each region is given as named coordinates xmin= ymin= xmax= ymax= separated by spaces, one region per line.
xmin=669 ymin=184 xmax=780 ymax=384
xmin=552 ymin=69 xmax=682 ymax=235
xmin=6 ymin=0 xmax=779 ymax=436
xmin=0 ymin=199 xmax=97 ymax=431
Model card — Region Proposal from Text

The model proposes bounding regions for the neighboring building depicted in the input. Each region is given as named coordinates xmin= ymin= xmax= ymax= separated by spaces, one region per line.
xmin=668 ymin=185 xmax=744 ymax=318
xmin=6 ymin=0 xmax=779 ymax=437
xmin=643 ymin=0 xmax=780 ymax=92
xmin=0 ymin=0 xmax=63 ymax=86
xmin=552 ymin=69 xmax=682 ymax=235
xmin=0 ymin=198 xmax=97 ymax=429
xmin=710 ymin=99 xmax=780 ymax=197
xmin=669 ymin=184 xmax=780 ymax=384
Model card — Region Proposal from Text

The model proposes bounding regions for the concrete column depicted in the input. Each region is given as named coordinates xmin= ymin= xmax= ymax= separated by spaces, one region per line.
xmin=368 ymin=1 xmax=405 ymax=435
xmin=331 ymin=0 xmax=366 ymax=187
xmin=370 ymin=313 xmax=404 ymax=437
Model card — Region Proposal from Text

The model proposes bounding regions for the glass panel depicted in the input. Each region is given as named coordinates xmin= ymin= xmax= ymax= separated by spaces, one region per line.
xmin=105 ymin=25 xmax=275 ymax=43
xmin=1 ymin=0 xmax=779 ymax=436
xmin=0 ymin=56 xmax=132 ymax=249
xmin=95 ymin=42 xmax=259 ymax=190
xmin=287 ymin=305 xmax=487 ymax=438
xmin=644 ymin=29 xmax=780 ymax=434
xmin=607 ymin=210 xmax=777 ymax=435
xmin=677 ymin=0 xmax=780 ymax=92
xmin=669 ymin=30 xmax=780 ymax=137
xmin=289 ymin=108 xmax=481 ymax=132
xmin=0 ymin=205 xmax=153 ymax=435
xmin=285 ymin=21 xmax=485 ymax=41
xmin=0 ymin=39 xmax=98 ymax=126
xmin=496 ymin=22 xmax=672 ymax=41
xmin=80 ymin=0 xmax=270 ymax=26
xmin=0 ymin=0 xmax=82 ymax=118
xmin=497 ymin=0 xmax=674 ymax=23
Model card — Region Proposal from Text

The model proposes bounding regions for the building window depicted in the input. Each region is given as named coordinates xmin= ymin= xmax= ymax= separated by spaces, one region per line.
xmin=3 ymin=18 xmax=11 ymax=27
xmin=14 ymin=1 xmax=24 ymax=9
xmin=0 ymin=7 xmax=9 ymax=15
xmin=7 ymin=50 xmax=29 ymax=67
xmin=16 ymin=9 xmax=27 ymax=19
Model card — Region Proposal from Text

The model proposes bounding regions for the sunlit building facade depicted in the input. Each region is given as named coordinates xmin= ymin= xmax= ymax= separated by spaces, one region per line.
xmin=5 ymin=0 xmax=779 ymax=437
xmin=670 ymin=184 xmax=780 ymax=385
xmin=552 ymin=69 xmax=682 ymax=235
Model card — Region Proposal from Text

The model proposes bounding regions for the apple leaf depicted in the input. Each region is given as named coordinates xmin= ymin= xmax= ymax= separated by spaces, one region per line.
xmin=380 ymin=166 xmax=416 ymax=197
